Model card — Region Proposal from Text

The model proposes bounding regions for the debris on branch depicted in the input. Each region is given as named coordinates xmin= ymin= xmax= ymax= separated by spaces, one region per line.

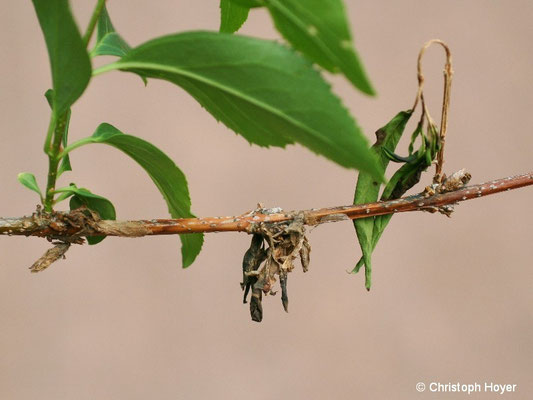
xmin=421 ymin=168 xmax=472 ymax=216
xmin=241 ymin=233 xmax=268 ymax=321
xmin=241 ymin=209 xmax=311 ymax=322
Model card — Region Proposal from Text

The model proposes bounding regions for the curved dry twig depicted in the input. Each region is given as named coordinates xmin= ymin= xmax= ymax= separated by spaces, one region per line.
xmin=412 ymin=39 xmax=454 ymax=183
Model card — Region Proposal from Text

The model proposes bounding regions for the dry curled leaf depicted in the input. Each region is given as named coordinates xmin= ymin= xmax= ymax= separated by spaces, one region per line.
xmin=241 ymin=234 xmax=267 ymax=303
xmin=30 ymin=242 xmax=70 ymax=273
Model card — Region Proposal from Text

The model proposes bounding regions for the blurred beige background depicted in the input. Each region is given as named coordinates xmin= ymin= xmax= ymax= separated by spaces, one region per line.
xmin=1 ymin=1 xmax=532 ymax=399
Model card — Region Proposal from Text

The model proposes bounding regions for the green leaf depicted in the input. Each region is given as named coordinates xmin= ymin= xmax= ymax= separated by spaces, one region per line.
xmin=96 ymin=4 xmax=116 ymax=41
xmin=102 ymin=31 xmax=383 ymax=179
xmin=220 ymin=0 xmax=250 ymax=33
xmin=72 ymin=123 xmax=203 ymax=267
xmin=380 ymin=129 xmax=435 ymax=202
xmin=351 ymin=110 xmax=412 ymax=289
xmin=264 ymin=0 xmax=375 ymax=95
xmin=44 ymin=88 xmax=54 ymax=107
xmin=17 ymin=173 xmax=43 ymax=198
xmin=364 ymin=145 xmax=430 ymax=257
xmin=32 ymin=0 xmax=91 ymax=115
xmin=92 ymin=32 xmax=131 ymax=58
xmin=63 ymin=185 xmax=116 ymax=245
xmin=230 ymin=0 xmax=262 ymax=7
xmin=91 ymin=4 xmax=131 ymax=57
xmin=353 ymin=121 xmax=441 ymax=283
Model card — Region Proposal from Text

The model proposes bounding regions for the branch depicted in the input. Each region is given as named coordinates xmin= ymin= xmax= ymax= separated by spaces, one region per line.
xmin=1 ymin=173 xmax=531 ymax=239
xmin=82 ymin=0 xmax=106 ymax=47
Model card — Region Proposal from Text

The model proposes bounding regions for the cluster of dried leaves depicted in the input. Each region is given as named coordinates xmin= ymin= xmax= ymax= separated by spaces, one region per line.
xmin=241 ymin=213 xmax=311 ymax=322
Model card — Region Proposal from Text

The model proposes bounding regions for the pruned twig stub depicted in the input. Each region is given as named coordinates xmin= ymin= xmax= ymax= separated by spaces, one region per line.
xmin=241 ymin=209 xmax=311 ymax=322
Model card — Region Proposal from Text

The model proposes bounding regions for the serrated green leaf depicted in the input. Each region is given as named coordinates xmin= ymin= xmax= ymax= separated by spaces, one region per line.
xmin=64 ymin=185 xmax=116 ymax=245
xmin=264 ymin=0 xmax=375 ymax=95
xmin=220 ymin=0 xmax=250 ymax=33
xmin=17 ymin=172 xmax=43 ymax=198
xmin=71 ymin=123 xmax=203 ymax=267
xmin=91 ymin=4 xmax=131 ymax=57
xmin=32 ymin=0 xmax=91 ymax=115
xmin=100 ymin=31 xmax=383 ymax=179
xmin=352 ymin=110 xmax=412 ymax=289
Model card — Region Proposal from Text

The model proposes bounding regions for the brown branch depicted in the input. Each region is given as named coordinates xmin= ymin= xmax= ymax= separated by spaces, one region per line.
xmin=1 ymin=172 xmax=531 ymax=240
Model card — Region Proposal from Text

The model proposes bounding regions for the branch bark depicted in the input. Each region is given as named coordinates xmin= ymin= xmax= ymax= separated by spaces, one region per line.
xmin=1 ymin=172 xmax=531 ymax=240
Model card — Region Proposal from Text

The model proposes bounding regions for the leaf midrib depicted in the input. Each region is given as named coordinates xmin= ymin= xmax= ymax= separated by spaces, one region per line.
xmin=113 ymin=60 xmax=341 ymax=154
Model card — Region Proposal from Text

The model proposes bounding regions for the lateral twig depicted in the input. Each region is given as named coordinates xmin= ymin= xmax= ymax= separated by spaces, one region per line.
xmin=412 ymin=39 xmax=454 ymax=184
xmin=1 ymin=173 xmax=531 ymax=239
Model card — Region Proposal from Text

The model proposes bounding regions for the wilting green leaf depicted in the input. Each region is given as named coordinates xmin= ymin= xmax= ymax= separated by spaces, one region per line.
xmin=380 ymin=126 xmax=437 ymax=202
xmin=63 ymin=185 xmax=116 ymax=245
xmin=353 ymin=121 xmax=441 ymax=285
xmin=91 ymin=4 xmax=131 ymax=57
xmin=264 ymin=0 xmax=375 ymax=95
xmin=98 ymin=32 xmax=383 ymax=179
xmin=17 ymin=172 xmax=43 ymax=198
xmin=365 ymin=141 xmax=430 ymax=258
xmin=220 ymin=0 xmax=250 ymax=33
xmin=32 ymin=0 xmax=91 ymax=115
xmin=352 ymin=110 xmax=412 ymax=289
xmin=70 ymin=123 xmax=203 ymax=267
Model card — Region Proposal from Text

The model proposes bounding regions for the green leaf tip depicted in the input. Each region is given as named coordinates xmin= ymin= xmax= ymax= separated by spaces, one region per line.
xmin=69 ymin=123 xmax=203 ymax=266
xmin=181 ymin=233 xmax=204 ymax=268
xmin=352 ymin=110 xmax=413 ymax=288
xmin=352 ymin=111 xmax=442 ymax=289
xmin=264 ymin=0 xmax=375 ymax=95
xmin=91 ymin=4 xmax=132 ymax=58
